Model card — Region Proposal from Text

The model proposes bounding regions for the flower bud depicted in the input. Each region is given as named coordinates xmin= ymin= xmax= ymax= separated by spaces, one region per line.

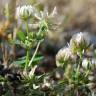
xmin=70 ymin=32 xmax=90 ymax=54
xmin=82 ymin=58 xmax=89 ymax=69
xmin=82 ymin=58 xmax=96 ymax=69
xmin=56 ymin=47 xmax=75 ymax=67
xmin=16 ymin=5 xmax=34 ymax=20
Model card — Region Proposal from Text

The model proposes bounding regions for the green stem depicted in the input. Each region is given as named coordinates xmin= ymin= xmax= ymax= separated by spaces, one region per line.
xmin=76 ymin=52 xmax=82 ymax=84
xmin=28 ymin=41 xmax=42 ymax=67
xmin=85 ymin=70 xmax=90 ymax=77
xmin=76 ymin=64 xmax=80 ymax=83
xmin=24 ymin=49 xmax=29 ymax=71
xmin=25 ymin=20 xmax=29 ymax=36
xmin=38 ymin=19 xmax=48 ymax=35
xmin=24 ymin=20 xmax=29 ymax=72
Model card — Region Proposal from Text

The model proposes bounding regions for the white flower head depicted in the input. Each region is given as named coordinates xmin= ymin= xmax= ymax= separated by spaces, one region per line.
xmin=70 ymin=32 xmax=91 ymax=54
xmin=91 ymin=58 xmax=96 ymax=65
xmin=56 ymin=47 xmax=75 ymax=67
xmin=16 ymin=5 xmax=34 ymax=20
xmin=82 ymin=58 xmax=89 ymax=69
xmin=82 ymin=58 xmax=96 ymax=69
xmin=16 ymin=5 xmax=57 ymax=25
xmin=91 ymin=58 xmax=96 ymax=69
xmin=75 ymin=32 xmax=90 ymax=45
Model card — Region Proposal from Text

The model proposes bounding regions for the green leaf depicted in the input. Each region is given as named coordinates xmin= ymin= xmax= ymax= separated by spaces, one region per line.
xmin=12 ymin=55 xmax=44 ymax=67
xmin=17 ymin=31 xmax=26 ymax=42
xmin=12 ymin=59 xmax=26 ymax=65
xmin=33 ymin=56 xmax=44 ymax=62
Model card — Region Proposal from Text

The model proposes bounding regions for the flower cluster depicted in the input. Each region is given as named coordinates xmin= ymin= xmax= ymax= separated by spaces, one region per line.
xmin=16 ymin=5 xmax=57 ymax=21
xmin=55 ymin=32 xmax=96 ymax=95
xmin=56 ymin=32 xmax=91 ymax=67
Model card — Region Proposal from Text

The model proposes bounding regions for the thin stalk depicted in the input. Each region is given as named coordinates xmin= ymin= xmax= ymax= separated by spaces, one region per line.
xmin=28 ymin=41 xmax=41 ymax=67
xmin=25 ymin=20 xmax=29 ymax=36
xmin=38 ymin=19 xmax=48 ymax=35
xmin=25 ymin=50 xmax=29 ymax=71
xmin=75 ymin=52 xmax=82 ymax=84
xmin=24 ymin=20 xmax=29 ymax=72
xmin=85 ymin=69 xmax=90 ymax=78
xmin=76 ymin=64 xmax=80 ymax=83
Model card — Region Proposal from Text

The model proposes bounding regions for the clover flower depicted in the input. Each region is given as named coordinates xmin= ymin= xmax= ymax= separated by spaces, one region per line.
xmin=82 ymin=58 xmax=89 ymax=69
xmin=82 ymin=58 xmax=96 ymax=69
xmin=70 ymin=32 xmax=90 ymax=54
xmin=91 ymin=58 xmax=96 ymax=64
xmin=56 ymin=47 xmax=75 ymax=67
xmin=16 ymin=5 xmax=34 ymax=20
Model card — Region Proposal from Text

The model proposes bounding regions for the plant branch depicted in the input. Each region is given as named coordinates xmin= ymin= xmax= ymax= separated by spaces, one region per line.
xmin=28 ymin=40 xmax=42 ymax=67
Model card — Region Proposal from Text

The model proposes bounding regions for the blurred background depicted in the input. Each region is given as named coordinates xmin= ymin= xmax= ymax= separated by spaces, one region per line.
xmin=1 ymin=0 xmax=96 ymax=32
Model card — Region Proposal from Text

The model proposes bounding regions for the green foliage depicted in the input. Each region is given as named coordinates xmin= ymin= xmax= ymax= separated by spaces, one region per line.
xmin=17 ymin=31 xmax=26 ymax=42
xmin=12 ymin=55 xmax=44 ymax=68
